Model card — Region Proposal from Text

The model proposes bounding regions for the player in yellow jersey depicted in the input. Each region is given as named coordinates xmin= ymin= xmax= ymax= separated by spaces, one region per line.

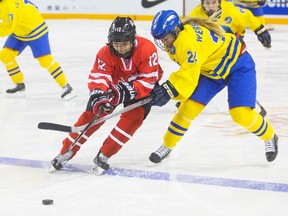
xmin=190 ymin=0 xmax=271 ymax=48
xmin=148 ymin=10 xmax=278 ymax=164
xmin=0 ymin=0 xmax=76 ymax=100
xmin=175 ymin=0 xmax=271 ymax=109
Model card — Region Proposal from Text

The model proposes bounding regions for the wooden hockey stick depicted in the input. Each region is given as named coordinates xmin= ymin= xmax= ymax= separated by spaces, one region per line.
xmin=38 ymin=97 xmax=152 ymax=133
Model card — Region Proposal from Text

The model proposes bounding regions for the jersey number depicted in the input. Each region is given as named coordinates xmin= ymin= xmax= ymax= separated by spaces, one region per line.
xmin=148 ymin=52 xmax=158 ymax=67
xmin=187 ymin=51 xmax=197 ymax=63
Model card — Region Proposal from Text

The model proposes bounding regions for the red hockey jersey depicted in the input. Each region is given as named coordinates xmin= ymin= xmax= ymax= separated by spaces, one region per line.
xmin=88 ymin=36 xmax=162 ymax=99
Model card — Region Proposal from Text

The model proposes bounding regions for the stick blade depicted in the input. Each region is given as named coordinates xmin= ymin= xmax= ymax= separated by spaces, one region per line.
xmin=38 ymin=122 xmax=72 ymax=132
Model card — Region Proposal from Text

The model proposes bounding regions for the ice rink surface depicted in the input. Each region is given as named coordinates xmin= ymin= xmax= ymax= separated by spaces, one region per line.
xmin=0 ymin=20 xmax=288 ymax=216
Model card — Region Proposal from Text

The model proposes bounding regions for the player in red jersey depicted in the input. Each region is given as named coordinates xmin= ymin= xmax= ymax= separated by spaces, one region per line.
xmin=50 ymin=17 xmax=162 ymax=174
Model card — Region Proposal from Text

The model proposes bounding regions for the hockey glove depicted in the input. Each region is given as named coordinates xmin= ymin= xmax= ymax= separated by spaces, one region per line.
xmin=89 ymin=89 xmax=113 ymax=114
xmin=150 ymin=81 xmax=178 ymax=107
xmin=110 ymin=82 xmax=137 ymax=106
xmin=255 ymin=25 xmax=271 ymax=48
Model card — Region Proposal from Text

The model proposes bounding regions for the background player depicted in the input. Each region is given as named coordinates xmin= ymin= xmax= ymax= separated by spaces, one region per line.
xmin=50 ymin=17 xmax=162 ymax=174
xmin=0 ymin=0 xmax=76 ymax=100
xmin=190 ymin=0 xmax=271 ymax=48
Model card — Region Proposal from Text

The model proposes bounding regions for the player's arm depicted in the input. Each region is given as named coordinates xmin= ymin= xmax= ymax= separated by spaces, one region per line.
xmin=0 ymin=3 xmax=19 ymax=37
xmin=88 ymin=48 xmax=113 ymax=92
xmin=232 ymin=4 xmax=271 ymax=48
xmin=168 ymin=55 xmax=200 ymax=100
xmin=87 ymin=48 xmax=114 ymax=114
xmin=151 ymin=40 xmax=202 ymax=107
xmin=235 ymin=6 xmax=262 ymax=31
xmin=233 ymin=0 xmax=266 ymax=8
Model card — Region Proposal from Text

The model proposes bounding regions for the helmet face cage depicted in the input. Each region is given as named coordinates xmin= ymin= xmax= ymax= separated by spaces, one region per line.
xmin=201 ymin=0 xmax=221 ymax=17
xmin=151 ymin=10 xmax=183 ymax=51
xmin=108 ymin=17 xmax=136 ymax=58
xmin=153 ymin=38 xmax=165 ymax=51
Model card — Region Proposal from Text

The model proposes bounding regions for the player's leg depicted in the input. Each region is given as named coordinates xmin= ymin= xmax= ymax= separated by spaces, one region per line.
xmin=149 ymin=76 xmax=226 ymax=164
xmin=51 ymin=99 xmax=107 ymax=170
xmin=91 ymin=102 xmax=151 ymax=174
xmin=0 ymin=36 xmax=26 ymax=95
xmin=149 ymin=99 xmax=205 ymax=164
xmin=228 ymin=52 xmax=277 ymax=162
xmin=51 ymin=110 xmax=105 ymax=170
xmin=30 ymin=33 xmax=76 ymax=100
xmin=230 ymin=107 xmax=277 ymax=161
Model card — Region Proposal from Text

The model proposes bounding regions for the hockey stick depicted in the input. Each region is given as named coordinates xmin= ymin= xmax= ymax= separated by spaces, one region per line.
xmin=38 ymin=97 xmax=152 ymax=133
xmin=67 ymin=108 xmax=104 ymax=151
xmin=49 ymin=107 xmax=104 ymax=171
xmin=256 ymin=100 xmax=267 ymax=118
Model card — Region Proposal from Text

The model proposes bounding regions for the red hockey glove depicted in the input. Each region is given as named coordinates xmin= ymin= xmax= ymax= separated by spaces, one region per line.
xmin=89 ymin=89 xmax=113 ymax=114
xmin=110 ymin=82 xmax=137 ymax=106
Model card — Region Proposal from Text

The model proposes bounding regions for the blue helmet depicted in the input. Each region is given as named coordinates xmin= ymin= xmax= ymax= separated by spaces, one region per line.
xmin=151 ymin=10 xmax=183 ymax=40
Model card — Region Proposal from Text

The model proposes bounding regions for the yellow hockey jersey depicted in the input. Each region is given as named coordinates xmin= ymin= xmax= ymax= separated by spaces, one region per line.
xmin=0 ymin=0 xmax=48 ymax=41
xmin=232 ymin=0 xmax=262 ymax=8
xmin=168 ymin=24 xmax=241 ymax=100
xmin=189 ymin=1 xmax=261 ymax=36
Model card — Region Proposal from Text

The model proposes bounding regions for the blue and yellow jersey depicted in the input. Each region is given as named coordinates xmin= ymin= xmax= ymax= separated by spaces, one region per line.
xmin=189 ymin=1 xmax=261 ymax=36
xmin=167 ymin=24 xmax=241 ymax=100
xmin=230 ymin=0 xmax=266 ymax=25
xmin=232 ymin=0 xmax=262 ymax=8
xmin=0 ymin=0 xmax=48 ymax=41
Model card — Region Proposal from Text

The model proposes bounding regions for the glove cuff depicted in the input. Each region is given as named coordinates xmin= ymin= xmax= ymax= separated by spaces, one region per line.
xmin=90 ymin=88 xmax=105 ymax=96
xmin=119 ymin=82 xmax=137 ymax=101
xmin=163 ymin=81 xmax=178 ymax=98
xmin=254 ymin=25 xmax=266 ymax=35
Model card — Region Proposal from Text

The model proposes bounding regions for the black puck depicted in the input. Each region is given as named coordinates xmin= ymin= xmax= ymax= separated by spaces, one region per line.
xmin=42 ymin=199 xmax=54 ymax=205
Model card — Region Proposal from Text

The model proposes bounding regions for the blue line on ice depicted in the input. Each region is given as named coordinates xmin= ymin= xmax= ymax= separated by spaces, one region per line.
xmin=1 ymin=156 xmax=287 ymax=193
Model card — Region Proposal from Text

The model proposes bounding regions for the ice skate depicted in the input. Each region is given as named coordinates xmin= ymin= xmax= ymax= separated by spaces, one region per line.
xmin=6 ymin=83 xmax=26 ymax=97
xmin=91 ymin=151 xmax=109 ymax=175
xmin=265 ymin=134 xmax=278 ymax=162
xmin=148 ymin=145 xmax=171 ymax=166
xmin=50 ymin=151 xmax=73 ymax=172
xmin=61 ymin=83 xmax=76 ymax=101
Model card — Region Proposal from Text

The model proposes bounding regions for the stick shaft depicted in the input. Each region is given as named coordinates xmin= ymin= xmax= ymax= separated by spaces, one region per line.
xmin=38 ymin=97 xmax=152 ymax=133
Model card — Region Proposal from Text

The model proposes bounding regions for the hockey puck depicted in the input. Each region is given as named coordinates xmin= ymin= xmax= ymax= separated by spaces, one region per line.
xmin=42 ymin=199 xmax=54 ymax=205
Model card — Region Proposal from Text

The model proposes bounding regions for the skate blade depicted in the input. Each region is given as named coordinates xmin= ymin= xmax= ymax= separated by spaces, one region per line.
xmin=147 ymin=160 xmax=161 ymax=167
xmin=147 ymin=155 xmax=171 ymax=167
xmin=62 ymin=91 xmax=77 ymax=101
xmin=90 ymin=166 xmax=105 ymax=175
xmin=6 ymin=91 xmax=26 ymax=98
xmin=48 ymin=165 xmax=58 ymax=173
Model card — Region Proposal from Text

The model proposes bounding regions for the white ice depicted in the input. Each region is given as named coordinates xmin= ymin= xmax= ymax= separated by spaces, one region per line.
xmin=0 ymin=20 xmax=288 ymax=216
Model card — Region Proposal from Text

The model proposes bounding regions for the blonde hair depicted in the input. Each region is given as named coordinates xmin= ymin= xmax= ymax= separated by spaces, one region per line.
xmin=182 ymin=11 xmax=225 ymax=37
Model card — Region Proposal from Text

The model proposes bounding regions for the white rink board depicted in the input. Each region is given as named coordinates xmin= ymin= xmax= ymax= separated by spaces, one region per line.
xmin=31 ymin=0 xmax=183 ymax=15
